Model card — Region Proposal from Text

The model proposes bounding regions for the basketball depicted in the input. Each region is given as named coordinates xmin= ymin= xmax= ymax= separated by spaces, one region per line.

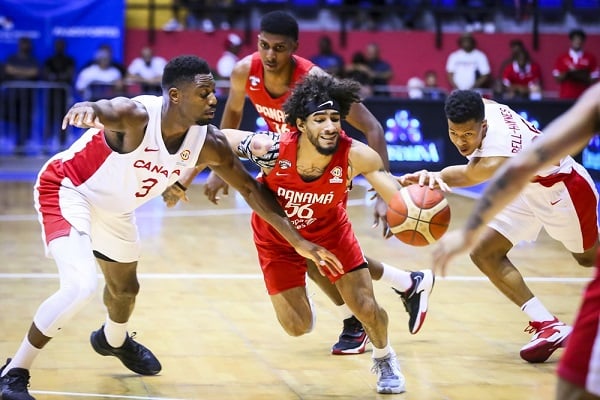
xmin=387 ymin=184 xmax=451 ymax=246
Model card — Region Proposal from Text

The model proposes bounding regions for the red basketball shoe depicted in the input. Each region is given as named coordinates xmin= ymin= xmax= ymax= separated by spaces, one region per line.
xmin=520 ymin=317 xmax=572 ymax=363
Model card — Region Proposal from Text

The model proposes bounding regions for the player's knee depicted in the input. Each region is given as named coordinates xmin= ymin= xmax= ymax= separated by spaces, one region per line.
xmin=350 ymin=298 xmax=379 ymax=328
xmin=280 ymin=314 xmax=314 ymax=337
xmin=572 ymin=252 xmax=595 ymax=267
xmin=105 ymin=279 xmax=140 ymax=300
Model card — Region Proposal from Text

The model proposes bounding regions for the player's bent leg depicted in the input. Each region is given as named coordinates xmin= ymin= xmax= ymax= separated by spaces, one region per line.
xmin=269 ymin=286 xmax=316 ymax=337
xmin=394 ymin=270 xmax=435 ymax=334
xmin=306 ymin=260 xmax=369 ymax=354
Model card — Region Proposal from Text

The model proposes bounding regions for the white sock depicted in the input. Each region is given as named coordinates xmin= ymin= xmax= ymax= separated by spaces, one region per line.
xmin=379 ymin=263 xmax=413 ymax=292
xmin=103 ymin=316 xmax=128 ymax=348
xmin=2 ymin=338 xmax=41 ymax=375
xmin=372 ymin=342 xmax=392 ymax=359
xmin=337 ymin=303 xmax=354 ymax=320
xmin=521 ymin=297 xmax=554 ymax=322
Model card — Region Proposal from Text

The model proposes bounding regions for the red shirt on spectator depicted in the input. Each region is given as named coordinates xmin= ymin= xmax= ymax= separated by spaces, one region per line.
xmin=502 ymin=60 xmax=542 ymax=89
xmin=553 ymin=50 xmax=600 ymax=99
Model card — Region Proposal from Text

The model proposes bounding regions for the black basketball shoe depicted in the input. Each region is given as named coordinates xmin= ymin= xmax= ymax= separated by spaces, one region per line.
xmin=0 ymin=358 xmax=35 ymax=400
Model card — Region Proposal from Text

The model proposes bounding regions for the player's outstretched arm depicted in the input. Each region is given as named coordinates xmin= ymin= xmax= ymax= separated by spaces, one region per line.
xmin=433 ymin=82 xmax=600 ymax=276
xmin=62 ymin=97 xmax=147 ymax=132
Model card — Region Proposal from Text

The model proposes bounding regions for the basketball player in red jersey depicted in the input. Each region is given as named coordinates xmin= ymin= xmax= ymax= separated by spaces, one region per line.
xmin=166 ymin=10 xmax=434 ymax=355
xmin=400 ymin=90 xmax=599 ymax=364
xmin=0 ymin=55 xmax=341 ymax=400
xmin=225 ymin=74 xmax=411 ymax=394
xmin=433 ymin=82 xmax=600 ymax=399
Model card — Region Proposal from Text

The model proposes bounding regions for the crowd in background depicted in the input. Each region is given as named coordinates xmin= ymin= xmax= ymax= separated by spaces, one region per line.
xmin=0 ymin=3 xmax=598 ymax=156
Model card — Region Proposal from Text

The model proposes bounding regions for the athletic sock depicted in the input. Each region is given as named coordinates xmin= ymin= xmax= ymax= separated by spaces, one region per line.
xmin=521 ymin=297 xmax=555 ymax=322
xmin=380 ymin=263 xmax=413 ymax=292
xmin=103 ymin=316 xmax=128 ymax=348
xmin=2 ymin=337 xmax=40 ymax=375
xmin=372 ymin=342 xmax=392 ymax=359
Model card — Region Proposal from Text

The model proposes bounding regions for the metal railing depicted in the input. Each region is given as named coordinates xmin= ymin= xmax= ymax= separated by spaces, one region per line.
xmin=0 ymin=81 xmax=74 ymax=156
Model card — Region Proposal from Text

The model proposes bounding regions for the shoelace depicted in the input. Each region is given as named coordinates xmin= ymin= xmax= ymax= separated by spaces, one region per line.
xmin=371 ymin=357 xmax=395 ymax=378
xmin=524 ymin=320 xmax=557 ymax=334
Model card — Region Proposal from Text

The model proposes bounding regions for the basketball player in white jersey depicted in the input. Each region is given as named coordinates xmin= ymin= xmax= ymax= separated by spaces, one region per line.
xmin=399 ymin=89 xmax=599 ymax=364
xmin=432 ymin=83 xmax=600 ymax=400
xmin=0 ymin=55 xmax=341 ymax=400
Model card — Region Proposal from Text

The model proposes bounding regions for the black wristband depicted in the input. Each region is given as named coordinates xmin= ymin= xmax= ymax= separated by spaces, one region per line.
xmin=173 ymin=181 xmax=187 ymax=191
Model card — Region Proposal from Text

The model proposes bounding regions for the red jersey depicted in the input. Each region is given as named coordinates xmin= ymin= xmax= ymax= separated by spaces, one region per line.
xmin=502 ymin=61 xmax=542 ymax=88
xmin=552 ymin=50 xmax=600 ymax=99
xmin=245 ymin=53 xmax=314 ymax=134
xmin=250 ymin=131 xmax=366 ymax=293
xmin=557 ymin=247 xmax=600 ymax=395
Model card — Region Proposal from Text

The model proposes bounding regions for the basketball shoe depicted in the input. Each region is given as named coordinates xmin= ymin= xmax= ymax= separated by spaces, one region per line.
xmin=0 ymin=359 xmax=35 ymax=400
xmin=331 ymin=316 xmax=370 ymax=355
xmin=394 ymin=269 xmax=435 ymax=334
xmin=90 ymin=325 xmax=162 ymax=375
xmin=371 ymin=351 xmax=406 ymax=394
xmin=520 ymin=317 xmax=572 ymax=363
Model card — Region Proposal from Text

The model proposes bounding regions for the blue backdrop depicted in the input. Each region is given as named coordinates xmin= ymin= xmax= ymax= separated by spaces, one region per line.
xmin=0 ymin=0 xmax=124 ymax=71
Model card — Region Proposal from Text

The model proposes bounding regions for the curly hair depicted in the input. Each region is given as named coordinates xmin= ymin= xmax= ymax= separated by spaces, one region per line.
xmin=283 ymin=74 xmax=361 ymax=127
xmin=444 ymin=90 xmax=485 ymax=124
xmin=162 ymin=55 xmax=211 ymax=90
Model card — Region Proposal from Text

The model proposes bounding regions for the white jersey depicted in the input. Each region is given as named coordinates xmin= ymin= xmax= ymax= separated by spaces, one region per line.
xmin=468 ymin=102 xmax=576 ymax=180
xmin=467 ymin=103 xmax=598 ymax=253
xmin=37 ymin=95 xmax=206 ymax=214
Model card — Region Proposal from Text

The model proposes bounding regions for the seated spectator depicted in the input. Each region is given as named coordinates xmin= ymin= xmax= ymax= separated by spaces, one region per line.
xmin=126 ymin=46 xmax=167 ymax=95
xmin=422 ymin=70 xmax=447 ymax=100
xmin=344 ymin=51 xmax=374 ymax=98
xmin=3 ymin=36 xmax=40 ymax=154
xmin=43 ymin=38 xmax=75 ymax=151
xmin=460 ymin=0 xmax=496 ymax=32
xmin=75 ymin=48 xmax=123 ymax=101
xmin=82 ymin=43 xmax=126 ymax=77
xmin=494 ymin=39 xmax=526 ymax=96
xmin=501 ymin=50 xmax=542 ymax=100
xmin=406 ymin=76 xmax=425 ymax=99
xmin=310 ymin=36 xmax=345 ymax=78
xmin=365 ymin=42 xmax=393 ymax=97
xmin=552 ymin=28 xmax=600 ymax=99
xmin=163 ymin=0 xmax=233 ymax=32
xmin=215 ymin=33 xmax=242 ymax=80
xmin=446 ymin=33 xmax=491 ymax=91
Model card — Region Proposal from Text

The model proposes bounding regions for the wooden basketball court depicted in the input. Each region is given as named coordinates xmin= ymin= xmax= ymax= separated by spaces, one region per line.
xmin=0 ymin=177 xmax=592 ymax=400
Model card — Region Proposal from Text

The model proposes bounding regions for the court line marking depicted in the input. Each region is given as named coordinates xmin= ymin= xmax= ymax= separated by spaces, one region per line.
xmin=0 ymin=273 xmax=590 ymax=283
xmin=31 ymin=390 xmax=185 ymax=400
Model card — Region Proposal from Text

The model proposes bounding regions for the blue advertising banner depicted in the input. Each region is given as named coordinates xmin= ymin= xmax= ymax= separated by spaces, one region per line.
xmin=0 ymin=0 xmax=124 ymax=71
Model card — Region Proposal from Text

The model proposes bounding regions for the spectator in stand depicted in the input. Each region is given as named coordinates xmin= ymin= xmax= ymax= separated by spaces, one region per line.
xmin=406 ymin=76 xmax=425 ymax=99
xmin=365 ymin=43 xmax=393 ymax=97
xmin=344 ymin=51 xmax=374 ymax=98
xmin=215 ymin=33 xmax=242 ymax=80
xmin=82 ymin=44 xmax=126 ymax=77
xmin=310 ymin=36 xmax=345 ymax=78
xmin=162 ymin=0 xmax=233 ymax=33
xmin=43 ymin=38 xmax=75 ymax=151
xmin=459 ymin=0 xmax=496 ymax=33
xmin=422 ymin=70 xmax=446 ymax=100
xmin=3 ymin=36 xmax=40 ymax=155
xmin=501 ymin=49 xmax=542 ymax=100
xmin=446 ymin=33 xmax=491 ymax=91
xmin=75 ymin=48 xmax=123 ymax=101
xmin=553 ymin=29 xmax=600 ymax=100
xmin=494 ymin=39 xmax=526 ymax=97
xmin=126 ymin=46 xmax=167 ymax=95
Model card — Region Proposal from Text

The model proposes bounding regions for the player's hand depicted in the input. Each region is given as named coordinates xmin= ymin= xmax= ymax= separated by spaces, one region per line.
xmin=397 ymin=170 xmax=451 ymax=192
xmin=369 ymin=191 xmax=392 ymax=239
xmin=162 ymin=183 xmax=188 ymax=208
xmin=294 ymin=242 xmax=344 ymax=277
xmin=432 ymin=229 xmax=472 ymax=276
xmin=203 ymin=171 xmax=229 ymax=205
xmin=62 ymin=102 xmax=104 ymax=130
